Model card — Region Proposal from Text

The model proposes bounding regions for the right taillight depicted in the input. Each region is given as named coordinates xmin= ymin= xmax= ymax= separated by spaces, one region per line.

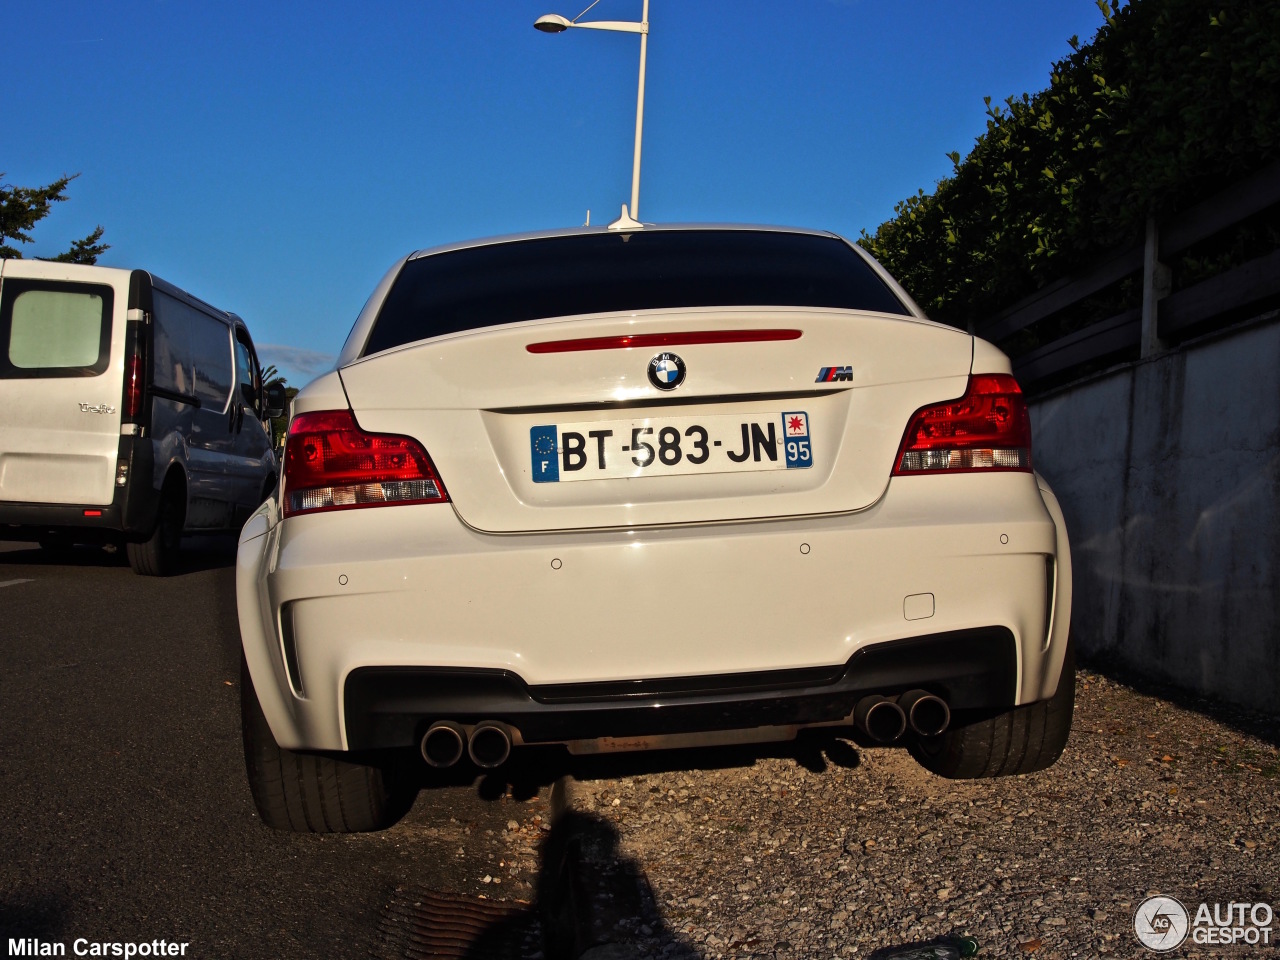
xmin=282 ymin=409 xmax=448 ymax=518
xmin=121 ymin=314 xmax=148 ymax=426
xmin=123 ymin=350 xmax=145 ymax=420
xmin=893 ymin=374 xmax=1032 ymax=475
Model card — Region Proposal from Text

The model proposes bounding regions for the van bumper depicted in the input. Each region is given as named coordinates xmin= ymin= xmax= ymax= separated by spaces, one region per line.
xmin=0 ymin=436 xmax=158 ymax=541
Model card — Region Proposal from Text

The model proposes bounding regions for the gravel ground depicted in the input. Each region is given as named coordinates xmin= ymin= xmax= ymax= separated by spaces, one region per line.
xmin=544 ymin=668 xmax=1279 ymax=959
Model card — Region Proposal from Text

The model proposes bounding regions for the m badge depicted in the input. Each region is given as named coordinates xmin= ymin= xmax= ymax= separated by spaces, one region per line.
xmin=815 ymin=366 xmax=853 ymax=383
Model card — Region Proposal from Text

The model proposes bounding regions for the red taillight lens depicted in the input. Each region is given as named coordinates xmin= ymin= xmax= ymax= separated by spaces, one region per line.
xmin=123 ymin=350 xmax=144 ymax=420
xmin=893 ymin=374 xmax=1032 ymax=475
xmin=282 ymin=410 xmax=448 ymax=518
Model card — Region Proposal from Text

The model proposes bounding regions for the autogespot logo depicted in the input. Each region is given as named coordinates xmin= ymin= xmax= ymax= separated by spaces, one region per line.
xmin=1134 ymin=896 xmax=1190 ymax=951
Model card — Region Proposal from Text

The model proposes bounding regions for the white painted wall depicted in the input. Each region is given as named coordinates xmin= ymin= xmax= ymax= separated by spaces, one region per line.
xmin=1029 ymin=314 xmax=1280 ymax=713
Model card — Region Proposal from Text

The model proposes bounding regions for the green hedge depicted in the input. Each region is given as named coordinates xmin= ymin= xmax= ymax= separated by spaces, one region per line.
xmin=859 ymin=0 xmax=1280 ymax=332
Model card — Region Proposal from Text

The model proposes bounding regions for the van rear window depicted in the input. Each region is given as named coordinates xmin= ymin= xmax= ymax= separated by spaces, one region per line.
xmin=0 ymin=279 xmax=113 ymax=378
xmin=363 ymin=230 xmax=910 ymax=356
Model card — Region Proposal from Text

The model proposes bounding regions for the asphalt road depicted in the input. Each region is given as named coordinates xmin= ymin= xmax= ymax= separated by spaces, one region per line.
xmin=0 ymin=538 xmax=553 ymax=959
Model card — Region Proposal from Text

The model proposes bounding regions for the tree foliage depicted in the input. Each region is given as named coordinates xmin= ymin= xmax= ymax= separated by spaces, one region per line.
xmin=259 ymin=363 xmax=287 ymax=389
xmin=859 ymin=0 xmax=1280 ymax=331
xmin=0 ymin=172 xmax=109 ymax=264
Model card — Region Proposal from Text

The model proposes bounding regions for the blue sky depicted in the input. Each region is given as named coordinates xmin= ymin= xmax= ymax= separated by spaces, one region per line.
xmin=9 ymin=1 xmax=1109 ymax=387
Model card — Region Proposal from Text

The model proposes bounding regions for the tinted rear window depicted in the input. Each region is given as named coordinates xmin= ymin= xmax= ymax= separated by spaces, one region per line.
xmin=364 ymin=230 xmax=909 ymax=356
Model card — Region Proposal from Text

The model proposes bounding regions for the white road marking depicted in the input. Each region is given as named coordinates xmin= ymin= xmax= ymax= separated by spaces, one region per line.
xmin=0 ymin=579 xmax=34 ymax=589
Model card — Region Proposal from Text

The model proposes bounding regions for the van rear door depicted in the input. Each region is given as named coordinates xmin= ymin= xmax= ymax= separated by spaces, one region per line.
xmin=0 ymin=261 xmax=126 ymax=507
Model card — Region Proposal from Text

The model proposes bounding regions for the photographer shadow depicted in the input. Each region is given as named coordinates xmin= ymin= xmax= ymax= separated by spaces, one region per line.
xmin=436 ymin=731 xmax=864 ymax=960
xmin=460 ymin=807 xmax=701 ymax=960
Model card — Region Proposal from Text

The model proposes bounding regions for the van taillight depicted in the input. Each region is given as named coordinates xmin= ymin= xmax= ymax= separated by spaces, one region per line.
xmin=123 ymin=351 xmax=145 ymax=420
xmin=281 ymin=409 xmax=448 ymax=518
xmin=893 ymin=374 xmax=1032 ymax=475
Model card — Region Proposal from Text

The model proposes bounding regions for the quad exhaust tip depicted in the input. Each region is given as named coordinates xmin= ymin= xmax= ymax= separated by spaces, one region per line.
xmin=421 ymin=721 xmax=467 ymax=768
xmin=468 ymin=721 xmax=512 ymax=769
xmin=898 ymin=688 xmax=951 ymax=737
xmin=854 ymin=695 xmax=908 ymax=743
xmin=854 ymin=690 xmax=951 ymax=741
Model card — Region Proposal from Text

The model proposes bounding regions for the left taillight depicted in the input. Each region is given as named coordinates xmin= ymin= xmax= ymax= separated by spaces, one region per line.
xmin=893 ymin=374 xmax=1032 ymax=475
xmin=281 ymin=409 xmax=448 ymax=518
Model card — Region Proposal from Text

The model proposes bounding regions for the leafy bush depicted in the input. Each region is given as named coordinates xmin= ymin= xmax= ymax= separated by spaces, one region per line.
xmin=859 ymin=0 xmax=1280 ymax=332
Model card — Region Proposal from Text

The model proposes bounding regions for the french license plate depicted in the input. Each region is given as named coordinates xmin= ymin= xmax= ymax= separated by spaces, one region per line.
xmin=530 ymin=412 xmax=813 ymax=483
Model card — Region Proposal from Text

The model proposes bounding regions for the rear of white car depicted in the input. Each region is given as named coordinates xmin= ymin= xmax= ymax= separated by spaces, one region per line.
xmin=237 ymin=226 xmax=1073 ymax=832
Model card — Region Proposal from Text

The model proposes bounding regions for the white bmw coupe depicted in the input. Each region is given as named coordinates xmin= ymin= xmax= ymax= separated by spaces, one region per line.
xmin=237 ymin=225 xmax=1074 ymax=832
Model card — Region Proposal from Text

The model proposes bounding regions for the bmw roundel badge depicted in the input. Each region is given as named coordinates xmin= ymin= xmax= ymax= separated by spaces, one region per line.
xmin=647 ymin=352 xmax=686 ymax=390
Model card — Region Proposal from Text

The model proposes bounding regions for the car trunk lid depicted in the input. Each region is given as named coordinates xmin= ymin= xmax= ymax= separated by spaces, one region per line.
xmin=338 ymin=307 xmax=972 ymax=532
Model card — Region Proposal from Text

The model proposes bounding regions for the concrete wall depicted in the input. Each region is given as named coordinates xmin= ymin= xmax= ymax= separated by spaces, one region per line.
xmin=1028 ymin=315 xmax=1280 ymax=713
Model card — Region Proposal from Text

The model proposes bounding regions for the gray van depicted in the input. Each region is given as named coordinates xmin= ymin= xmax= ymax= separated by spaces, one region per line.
xmin=0 ymin=259 xmax=278 ymax=574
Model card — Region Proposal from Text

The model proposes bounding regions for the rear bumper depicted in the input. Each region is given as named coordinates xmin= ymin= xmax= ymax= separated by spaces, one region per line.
xmin=237 ymin=472 xmax=1073 ymax=752
xmin=0 ymin=436 xmax=158 ymax=541
xmin=343 ymin=627 xmax=1018 ymax=751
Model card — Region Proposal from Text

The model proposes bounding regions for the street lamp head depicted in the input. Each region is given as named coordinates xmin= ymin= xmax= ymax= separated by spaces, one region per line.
xmin=534 ymin=14 xmax=572 ymax=33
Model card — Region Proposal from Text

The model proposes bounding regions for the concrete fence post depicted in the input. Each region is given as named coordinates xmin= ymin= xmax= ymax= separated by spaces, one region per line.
xmin=1141 ymin=216 xmax=1172 ymax=357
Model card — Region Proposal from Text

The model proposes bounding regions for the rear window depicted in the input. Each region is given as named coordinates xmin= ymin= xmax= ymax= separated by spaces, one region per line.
xmin=364 ymin=230 xmax=909 ymax=356
xmin=0 ymin=279 xmax=113 ymax=378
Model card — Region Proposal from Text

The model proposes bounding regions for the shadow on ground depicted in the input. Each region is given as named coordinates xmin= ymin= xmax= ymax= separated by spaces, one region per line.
xmin=382 ymin=768 xmax=981 ymax=960
xmin=371 ymin=735 xmax=866 ymax=958
xmin=405 ymin=729 xmax=864 ymax=803
xmin=375 ymin=809 xmax=701 ymax=960
xmin=1082 ymin=651 xmax=1280 ymax=748
xmin=0 ymin=534 xmax=238 ymax=575
xmin=0 ymin=891 xmax=71 ymax=944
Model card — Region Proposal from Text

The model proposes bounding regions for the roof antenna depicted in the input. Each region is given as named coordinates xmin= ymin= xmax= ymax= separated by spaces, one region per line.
xmin=607 ymin=203 xmax=642 ymax=231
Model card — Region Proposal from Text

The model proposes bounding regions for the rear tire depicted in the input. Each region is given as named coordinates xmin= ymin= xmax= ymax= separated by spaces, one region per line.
xmin=910 ymin=639 xmax=1075 ymax=779
xmin=126 ymin=484 xmax=184 ymax=576
xmin=240 ymin=656 xmax=414 ymax=833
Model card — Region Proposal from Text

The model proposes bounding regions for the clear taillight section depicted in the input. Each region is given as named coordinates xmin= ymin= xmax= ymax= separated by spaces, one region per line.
xmin=282 ymin=410 xmax=448 ymax=518
xmin=893 ymin=374 xmax=1032 ymax=475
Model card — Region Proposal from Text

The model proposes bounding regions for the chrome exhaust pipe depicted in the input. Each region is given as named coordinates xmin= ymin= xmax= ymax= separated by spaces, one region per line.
xmin=898 ymin=689 xmax=951 ymax=737
xmin=854 ymin=695 xmax=907 ymax=743
xmin=467 ymin=721 xmax=512 ymax=768
xmin=420 ymin=721 xmax=467 ymax=768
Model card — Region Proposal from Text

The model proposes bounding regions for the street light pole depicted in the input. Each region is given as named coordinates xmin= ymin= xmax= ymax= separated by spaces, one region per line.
xmin=535 ymin=2 xmax=651 ymax=224
xmin=629 ymin=0 xmax=650 ymax=220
